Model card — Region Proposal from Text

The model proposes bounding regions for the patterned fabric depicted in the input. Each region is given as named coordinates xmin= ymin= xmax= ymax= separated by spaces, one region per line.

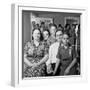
xmin=24 ymin=41 xmax=49 ymax=77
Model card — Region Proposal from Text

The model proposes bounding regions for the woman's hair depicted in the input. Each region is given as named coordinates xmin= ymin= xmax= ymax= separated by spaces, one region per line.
xmin=32 ymin=28 xmax=43 ymax=41
xmin=63 ymin=32 xmax=70 ymax=38
xmin=43 ymin=29 xmax=50 ymax=36
xmin=65 ymin=24 xmax=71 ymax=29
xmin=58 ymin=24 xmax=64 ymax=31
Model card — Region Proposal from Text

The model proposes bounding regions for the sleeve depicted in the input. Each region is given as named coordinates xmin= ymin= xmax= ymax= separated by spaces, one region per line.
xmin=44 ymin=42 xmax=49 ymax=55
xmin=24 ymin=42 xmax=31 ymax=55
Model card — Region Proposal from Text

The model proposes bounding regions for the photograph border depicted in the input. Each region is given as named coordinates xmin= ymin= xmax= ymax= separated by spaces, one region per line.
xmin=11 ymin=4 xmax=87 ymax=87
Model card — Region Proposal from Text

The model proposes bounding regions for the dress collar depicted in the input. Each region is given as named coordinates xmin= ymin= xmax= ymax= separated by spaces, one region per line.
xmin=31 ymin=40 xmax=41 ymax=48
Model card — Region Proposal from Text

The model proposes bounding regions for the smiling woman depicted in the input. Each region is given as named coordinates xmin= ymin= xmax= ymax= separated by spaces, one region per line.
xmin=24 ymin=28 xmax=49 ymax=77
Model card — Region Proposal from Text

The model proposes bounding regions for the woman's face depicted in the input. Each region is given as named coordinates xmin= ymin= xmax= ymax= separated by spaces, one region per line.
xmin=50 ymin=26 xmax=56 ymax=36
xmin=33 ymin=29 xmax=41 ymax=41
xmin=62 ymin=34 xmax=69 ymax=45
xmin=43 ymin=31 xmax=49 ymax=40
xmin=56 ymin=31 xmax=63 ymax=42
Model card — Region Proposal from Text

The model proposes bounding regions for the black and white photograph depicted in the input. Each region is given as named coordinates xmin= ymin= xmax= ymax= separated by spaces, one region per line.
xmin=11 ymin=3 xmax=87 ymax=87
xmin=22 ymin=10 xmax=81 ymax=78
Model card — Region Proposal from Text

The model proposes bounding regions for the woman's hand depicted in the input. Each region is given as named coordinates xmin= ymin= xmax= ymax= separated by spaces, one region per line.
xmin=31 ymin=63 xmax=38 ymax=69
xmin=64 ymin=68 xmax=70 ymax=75
xmin=24 ymin=56 xmax=35 ymax=67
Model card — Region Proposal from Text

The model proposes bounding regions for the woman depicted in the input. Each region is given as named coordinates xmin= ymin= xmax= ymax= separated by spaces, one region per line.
xmin=43 ymin=29 xmax=50 ymax=42
xmin=56 ymin=33 xmax=77 ymax=75
xmin=24 ymin=28 xmax=49 ymax=77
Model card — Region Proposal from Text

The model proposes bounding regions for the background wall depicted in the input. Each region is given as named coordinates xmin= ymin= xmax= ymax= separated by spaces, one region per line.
xmin=0 ymin=0 xmax=89 ymax=89
xmin=22 ymin=11 xmax=31 ymax=44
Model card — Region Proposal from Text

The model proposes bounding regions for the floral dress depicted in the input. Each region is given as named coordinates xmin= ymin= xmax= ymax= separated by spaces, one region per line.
xmin=24 ymin=41 xmax=49 ymax=77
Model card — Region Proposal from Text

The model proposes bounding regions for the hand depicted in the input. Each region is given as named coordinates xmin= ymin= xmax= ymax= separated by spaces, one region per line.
xmin=64 ymin=68 xmax=70 ymax=75
xmin=32 ymin=63 xmax=38 ymax=69
xmin=53 ymin=71 xmax=56 ymax=75
xmin=47 ymin=64 xmax=53 ymax=74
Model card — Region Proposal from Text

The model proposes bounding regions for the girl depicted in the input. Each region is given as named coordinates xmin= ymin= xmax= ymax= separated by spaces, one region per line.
xmin=56 ymin=33 xmax=77 ymax=75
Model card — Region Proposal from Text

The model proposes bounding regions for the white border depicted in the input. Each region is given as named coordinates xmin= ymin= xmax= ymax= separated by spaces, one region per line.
xmin=11 ymin=4 xmax=87 ymax=87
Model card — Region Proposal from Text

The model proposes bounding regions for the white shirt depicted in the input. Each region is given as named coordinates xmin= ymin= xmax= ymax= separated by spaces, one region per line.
xmin=46 ymin=42 xmax=60 ymax=66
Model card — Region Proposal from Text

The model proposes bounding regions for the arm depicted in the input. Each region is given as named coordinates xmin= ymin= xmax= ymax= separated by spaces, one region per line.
xmin=53 ymin=58 xmax=60 ymax=75
xmin=53 ymin=44 xmax=61 ymax=75
xmin=67 ymin=47 xmax=77 ymax=70
xmin=66 ymin=58 xmax=77 ymax=70
xmin=46 ymin=46 xmax=52 ymax=66
xmin=36 ymin=54 xmax=49 ymax=66
xmin=46 ymin=46 xmax=53 ymax=73
xmin=64 ymin=46 xmax=77 ymax=75
xmin=24 ymin=55 xmax=34 ymax=67
xmin=64 ymin=58 xmax=77 ymax=75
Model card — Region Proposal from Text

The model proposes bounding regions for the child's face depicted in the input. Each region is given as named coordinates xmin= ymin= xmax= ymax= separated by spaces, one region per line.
xmin=50 ymin=26 xmax=56 ymax=36
xmin=62 ymin=34 xmax=69 ymax=45
xmin=43 ymin=31 xmax=49 ymax=40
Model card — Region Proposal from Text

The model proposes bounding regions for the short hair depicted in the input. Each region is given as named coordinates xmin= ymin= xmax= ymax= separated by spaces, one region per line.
xmin=41 ymin=22 xmax=45 ymax=25
xmin=43 ymin=29 xmax=50 ymax=36
xmin=63 ymin=33 xmax=70 ymax=38
xmin=49 ymin=24 xmax=57 ymax=29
